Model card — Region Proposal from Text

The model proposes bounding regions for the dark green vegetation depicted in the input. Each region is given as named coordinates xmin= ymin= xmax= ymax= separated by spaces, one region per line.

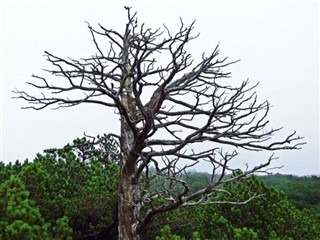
xmin=1 ymin=137 xmax=319 ymax=239
xmin=0 ymin=136 xmax=119 ymax=239
xmin=260 ymin=174 xmax=320 ymax=211
xmin=151 ymin=173 xmax=320 ymax=240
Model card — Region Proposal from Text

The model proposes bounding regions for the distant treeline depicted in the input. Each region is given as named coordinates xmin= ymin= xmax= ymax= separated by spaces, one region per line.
xmin=259 ymin=174 xmax=320 ymax=211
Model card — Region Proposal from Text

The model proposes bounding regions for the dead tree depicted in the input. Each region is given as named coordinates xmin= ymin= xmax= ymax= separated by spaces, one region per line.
xmin=14 ymin=7 xmax=304 ymax=240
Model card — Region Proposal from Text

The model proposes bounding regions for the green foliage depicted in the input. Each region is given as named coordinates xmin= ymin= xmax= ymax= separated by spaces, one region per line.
xmin=156 ymin=226 xmax=205 ymax=240
xmin=0 ymin=175 xmax=51 ymax=240
xmin=1 ymin=135 xmax=319 ymax=239
xmin=233 ymin=227 xmax=258 ymax=240
xmin=53 ymin=216 xmax=73 ymax=240
xmin=0 ymin=135 xmax=119 ymax=239
xmin=34 ymin=136 xmax=119 ymax=238
xmin=214 ymin=175 xmax=320 ymax=239
xmin=147 ymin=174 xmax=320 ymax=240
xmin=156 ymin=225 xmax=184 ymax=240
xmin=155 ymin=225 xmax=259 ymax=240
xmin=260 ymin=174 xmax=320 ymax=211
xmin=66 ymin=159 xmax=118 ymax=237
xmin=268 ymin=231 xmax=282 ymax=240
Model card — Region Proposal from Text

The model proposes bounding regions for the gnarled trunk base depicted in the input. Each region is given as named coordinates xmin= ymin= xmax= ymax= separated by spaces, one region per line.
xmin=118 ymin=171 xmax=140 ymax=240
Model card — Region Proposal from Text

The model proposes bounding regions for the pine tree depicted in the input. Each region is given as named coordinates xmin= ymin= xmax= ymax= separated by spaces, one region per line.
xmin=0 ymin=175 xmax=51 ymax=240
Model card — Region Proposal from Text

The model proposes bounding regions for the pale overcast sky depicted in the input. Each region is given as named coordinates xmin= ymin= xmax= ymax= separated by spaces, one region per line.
xmin=1 ymin=0 xmax=319 ymax=175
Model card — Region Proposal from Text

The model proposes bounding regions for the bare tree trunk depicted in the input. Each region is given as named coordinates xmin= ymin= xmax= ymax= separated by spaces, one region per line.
xmin=118 ymin=117 xmax=140 ymax=239
xmin=118 ymin=23 xmax=141 ymax=239
xmin=118 ymin=166 xmax=139 ymax=239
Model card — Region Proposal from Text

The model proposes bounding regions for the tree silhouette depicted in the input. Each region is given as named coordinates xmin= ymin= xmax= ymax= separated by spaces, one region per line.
xmin=14 ymin=7 xmax=304 ymax=239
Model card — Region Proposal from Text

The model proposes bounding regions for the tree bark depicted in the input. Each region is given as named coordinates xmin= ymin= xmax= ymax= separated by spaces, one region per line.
xmin=118 ymin=166 xmax=139 ymax=239
xmin=118 ymin=22 xmax=141 ymax=239
xmin=118 ymin=117 xmax=140 ymax=239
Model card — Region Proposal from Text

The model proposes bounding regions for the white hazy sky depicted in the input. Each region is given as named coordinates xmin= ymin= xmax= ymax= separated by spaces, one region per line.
xmin=1 ymin=0 xmax=319 ymax=176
